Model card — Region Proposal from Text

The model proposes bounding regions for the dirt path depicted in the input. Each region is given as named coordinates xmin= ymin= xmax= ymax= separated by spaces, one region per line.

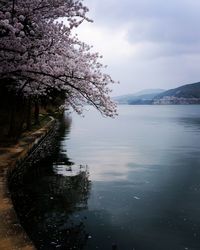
xmin=0 ymin=118 xmax=55 ymax=250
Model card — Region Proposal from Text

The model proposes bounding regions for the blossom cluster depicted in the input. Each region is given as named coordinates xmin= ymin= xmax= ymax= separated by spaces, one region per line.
xmin=0 ymin=0 xmax=117 ymax=117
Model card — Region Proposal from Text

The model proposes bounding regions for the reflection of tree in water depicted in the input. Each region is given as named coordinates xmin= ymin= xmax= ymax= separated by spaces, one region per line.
xmin=9 ymin=114 xmax=91 ymax=250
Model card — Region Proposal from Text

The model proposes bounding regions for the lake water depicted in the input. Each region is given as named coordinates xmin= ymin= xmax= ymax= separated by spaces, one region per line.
xmin=10 ymin=105 xmax=200 ymax=250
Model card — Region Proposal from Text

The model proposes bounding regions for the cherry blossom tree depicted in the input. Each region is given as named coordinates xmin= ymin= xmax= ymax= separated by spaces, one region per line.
xmin=0 ymin=0 xmax=117 ymax=120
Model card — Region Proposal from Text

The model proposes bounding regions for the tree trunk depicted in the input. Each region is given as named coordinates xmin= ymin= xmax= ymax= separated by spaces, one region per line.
xmin=8 ymin=97 xmax=16 ymax=137
xmin=26 ymin=99 xmax=32 ymax=130
xmin=34 ymin=101 xmax=40 ymax=125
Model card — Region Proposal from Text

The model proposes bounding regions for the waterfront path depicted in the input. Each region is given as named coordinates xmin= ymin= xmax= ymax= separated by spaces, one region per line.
xmin=0 ymin=118 xmax=55 ymax=250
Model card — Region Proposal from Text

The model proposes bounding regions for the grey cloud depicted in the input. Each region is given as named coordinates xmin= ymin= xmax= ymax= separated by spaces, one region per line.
xmin=83 ymin=0 xmax=200 ymax=95
xmin=87 ymin=0 xmax=200 ymax=26
xmin=86 ymin=0 xmax=200 ymax=52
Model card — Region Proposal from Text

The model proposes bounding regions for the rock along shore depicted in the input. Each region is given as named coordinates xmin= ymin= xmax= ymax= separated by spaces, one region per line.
xmin=0 ymin=117 xmax=56 ymax=250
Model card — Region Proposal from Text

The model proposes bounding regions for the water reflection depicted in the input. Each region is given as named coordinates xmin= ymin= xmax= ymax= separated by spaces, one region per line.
xmin=178 ymin=117 xmax=200 ymax=130
xmin=9 ymin=116 xmax=91 ymax=250
xmin=8 ymin=105 xmax=200 ymax=250
xmin=64 ymin=105 xmax=200 ymax=250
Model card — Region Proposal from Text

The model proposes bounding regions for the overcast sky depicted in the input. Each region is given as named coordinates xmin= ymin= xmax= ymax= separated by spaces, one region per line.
xmin=77 ymin=0 xmax=200 ymax=96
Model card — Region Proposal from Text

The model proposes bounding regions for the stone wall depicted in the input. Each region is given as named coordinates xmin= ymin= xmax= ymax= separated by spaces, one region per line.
xmin=0 ymin=117 xmax=57 ymax=250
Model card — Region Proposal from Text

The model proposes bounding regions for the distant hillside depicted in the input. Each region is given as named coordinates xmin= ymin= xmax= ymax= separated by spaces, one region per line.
xmin=132 ymin=89 xmax=165 ymax=96
xmin=113 ymin=89 xmax=165 ymax=104
xmin=114 ymin=83 xmax=200 ymax=105
xmin=153 ymin=82 xmax=200 ymax=104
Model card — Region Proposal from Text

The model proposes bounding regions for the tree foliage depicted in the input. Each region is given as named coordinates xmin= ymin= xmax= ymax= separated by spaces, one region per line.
xmin=0 ymin=0 xmax=117 ymax=117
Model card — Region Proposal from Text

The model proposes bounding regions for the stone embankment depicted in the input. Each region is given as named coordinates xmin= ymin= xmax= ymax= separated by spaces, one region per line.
xmin=0 ymin=117 xmax=56 ymax=250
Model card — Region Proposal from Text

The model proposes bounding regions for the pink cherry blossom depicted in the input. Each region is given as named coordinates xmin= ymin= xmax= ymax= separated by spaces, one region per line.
xmin=0 ymin=0 xmax=117 ymax=117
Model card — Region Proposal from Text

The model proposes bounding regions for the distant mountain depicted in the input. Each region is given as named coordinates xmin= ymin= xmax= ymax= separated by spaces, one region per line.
xmin=132 ymin=89 xmax=165 ymax=96
xmin=153 ymin=82 xmax=200 ymax=104
xmin=113 ymin=89 xmax=165 ymax=104
xmin=114 ymin=83 xmax=200 ymax=105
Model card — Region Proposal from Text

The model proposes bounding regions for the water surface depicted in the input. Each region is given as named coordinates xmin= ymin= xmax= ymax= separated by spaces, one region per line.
xmin=10 ymin=105 xmax=200 ymax=250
